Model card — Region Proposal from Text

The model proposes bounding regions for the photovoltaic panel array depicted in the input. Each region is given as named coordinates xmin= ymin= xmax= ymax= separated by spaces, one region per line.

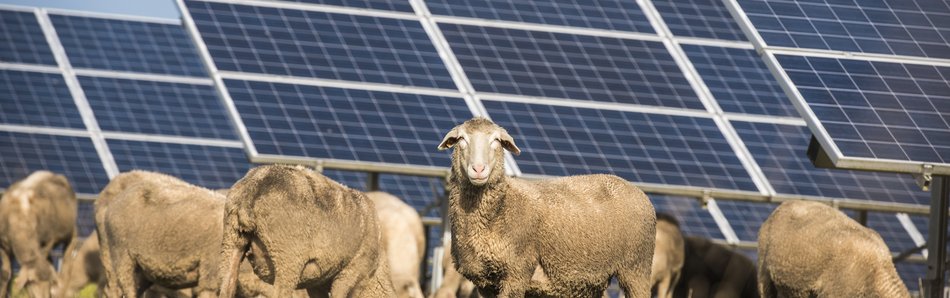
xmin=79 ymin=76 xmax=235 ymax=140
xmin=0 ymin=131 xmax=110 ymax=194
xmin=0 ymin=69 xmax=85 ymax=129
xmin=323 ymin=169 xmax=444 ymax=216
xmin=185 ymin=1 xmax=455 ymax=89
xmin=50 ymin=14 xmax=206 ymax=76
xmin=732 ymin=121 xmax=929 ymax=205
xmin=652 ymin=195 xmax=725 ymax=239
xmin=107 ymin=140 xmax=251 ymax=189
xmin=739 ymin=0 xmax=950 ymax=59
xmin=682 ymin=44 xmax=795 ymax=117
xmin=777 ymin=55 xmax=950 ymax=165
xmin=0 ymin=9 xmax=55 ymax=65
xmin=224 ymin=79 xmax=472 ymax=166
xmin=441 ymin=24 xmax=704 ymax=110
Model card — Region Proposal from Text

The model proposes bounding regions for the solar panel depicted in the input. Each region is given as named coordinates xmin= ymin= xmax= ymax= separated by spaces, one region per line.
xmin=323 ymin=169 xmax=444 ymax=216
xmin=0 ymin=69 xmax=85 ymax=129
xmin=185 ymin=0 xmax=455 ymax=89
xmin=739 ymin=0 xmax=950 ymax=60
xmin=426 ymin=0 xmax=655 ymax=33
xmin=483 ymin=100 xmax=758 ymax=191
xmin=49 ymin=13 xmax=206 ymax=76
xmin=867 ymin=212 xmax=919 ymax=253
xmin=897 ymin=262 xmax=928 ymax=292
xmin=716 ymin=200 xmax=775 ymax=242
xmin=288 ymin=0 xmax=413 ymax=12
xmin=440 ymin=23 xmax=705 ymax=110
xmin=79 ymin=76 xmax=235 ymax=140
xmin=732 ymin=121 xmax=929 ymax=204
xmin=652 ymin=0 xmax=748 ymax=41
xmin=0 ymin=131 xmax=109 ymax=194
xmin=777 ymin=54 xmax=950 ymax=166
xmin=651 ymin=195 xmax=724 ymax=239
xmin=106 ymin=139 xmax=251 ymax=189
xmin=225 ymin=79 xmax=472 ymax=166
xmin=682 ymin=44 xmax=795 ymax=117
xmin=0 ymin=9 xmax=56 ymax=65
xmin=78 ymin=201 xmax=95 ymax=236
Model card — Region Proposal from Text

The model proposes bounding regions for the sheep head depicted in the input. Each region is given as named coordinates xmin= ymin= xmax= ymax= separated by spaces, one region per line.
xmin=438 ymin=117 xmax=520 ymax=186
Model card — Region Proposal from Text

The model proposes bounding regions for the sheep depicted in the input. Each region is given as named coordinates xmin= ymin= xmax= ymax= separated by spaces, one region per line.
xmin=218 ymin=164 xmax=395 ymax=298
xmin=672 ymin=237 xmax=757 ymax=298
xmin=432 ymin=238 xmax=478 ymax=298
xmin=757 ymin=200 xmax=909 ymax=298
xmin=437 ymin=117 xmax=656 ymax=297
xmin=54 ymin=231 xmax=102 ymax=298
xmin=95 ymin=171 xmax=227 ymax=298
xmin=651 ymin=213 xmax=684 ymax=298
xmin=0 ymin=170 xmax=78 ymax=298
xmin=367 ymin=191 xmax=426 ymax=298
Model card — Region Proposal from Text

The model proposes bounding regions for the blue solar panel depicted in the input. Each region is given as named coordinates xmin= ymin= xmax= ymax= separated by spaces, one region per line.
xmin=867 ymin=212 xmax=917 ymax=253
xmin=652 ymin=195 xmax=724 ymax=239
xmin=0 ymin=131 xmax=109 ymax=194
xmin=107 ymin=139 xmax=251 ymax=189
xmin=740 ymin=0 xmax=950 ymax=59
xmin=652 ymin=0 xmax=748 ymax=41
xmin=440 ymin=24 xmax=705 ymax=110
xmin=50 ymin=14 xmax=205 ymax=76
xmin=186 ymin=1 xmax=455 ymax=89
xmin=682 ymin=44 xmax=795 ymax=117
xmin=717 ymin=200 xmax=775 ymax=242
xmin=732 ymin=121 xmax=929 ymax=205
xmin=0 ymin=10 xmax=56 ymax=65
xmin=896 ymin=262 xmax=927 ymax=292
xmin=225 ymin=79 xmax=473 ymax=166
xmin=777 ymin=54 xmax=950 ymax=164
xmin=483 ymin=100 xmax=758 ymax=191
xmin=323 ymin=170 xmax=444 ymax=217
xmin=288 ymin=0 xmax=413 ymax=12
xmin=0 ymin=70 xmax=84 ymax=129
xmin=426 ymin=0 xmax=654 ymax=33
xmin=78 ymin=201 xmax=95 ymax=236
xmin=79 ymin=76 xmax=235 ymax=140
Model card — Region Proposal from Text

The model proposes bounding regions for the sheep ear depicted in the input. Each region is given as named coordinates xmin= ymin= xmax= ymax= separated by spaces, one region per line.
xmin=499 ymin=130 xmax=521 ymax=155
xmin=438 ymin=127 xmax=460 ymax=151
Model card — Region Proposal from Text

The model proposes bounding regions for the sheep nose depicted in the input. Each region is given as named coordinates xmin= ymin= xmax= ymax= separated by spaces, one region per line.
xmin=472 ymin=164 xmax=485 ymax=174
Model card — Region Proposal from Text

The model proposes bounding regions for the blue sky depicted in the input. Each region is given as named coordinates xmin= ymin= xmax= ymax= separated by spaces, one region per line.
xmin=0 ymin=0 xmax=179 ymax=19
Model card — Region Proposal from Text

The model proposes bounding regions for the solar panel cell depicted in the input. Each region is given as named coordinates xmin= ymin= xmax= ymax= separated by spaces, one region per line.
xmin=0 ymin=131 xmax=108 ymax=194
xmin=0 ymin=70 xmax=84 ymax=129
xmin=50 ymin=14 xmax=205 ymax=76
xmin=80 ymin=76 xmax=235 ymax=139
xmin=186 ymin=1 xmax=455 ymax=89
xmin=0 ymin=10 xmax=56 ymax=65
xmin=426 ymin=0 xmax=654 ymax=33
xmin=225 ymin=79 xmax=472 ymax=166
xmin=441 ymin=23 xmax=704 ymax=109
xmin=107 ymin=139 xmax=251 ymax=189
xmin=484 ymin=100 xmax=758 ymax=191
xmin=287 ymin=0 xmax=413 ymax=12
xmin=716 ymin=200 xmax=776 ymax=242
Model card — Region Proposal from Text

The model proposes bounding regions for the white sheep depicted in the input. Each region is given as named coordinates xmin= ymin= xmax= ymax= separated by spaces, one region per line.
xmin=438 ymin=117 xmax=656 ymax=297
xmin=367 ymin=191 xmax=426 ymax=298
xmin=758 ymin=200 xmax=910 ymax=297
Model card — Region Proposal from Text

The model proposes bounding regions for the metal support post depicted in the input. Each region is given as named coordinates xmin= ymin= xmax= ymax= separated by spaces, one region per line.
xmin=366 ymin=172 xmax=380 ymax=191
xmin=924 ymin=176 xmax=949 ymax=298
xmin=857 ymin=210 xmax=868 ymax=227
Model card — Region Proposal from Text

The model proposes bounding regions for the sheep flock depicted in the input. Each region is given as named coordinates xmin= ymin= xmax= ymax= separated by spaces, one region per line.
xmin=0 ymin=117 xmax=920 ymax=298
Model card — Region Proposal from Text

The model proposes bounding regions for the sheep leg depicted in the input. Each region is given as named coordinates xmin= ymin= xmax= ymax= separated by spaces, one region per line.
xmin=655 ymin=274 xmax=672 ymax=298
xmin=757 ymin=263 xmax=775 ymax=298
xmin=218 ymin=227 xmax=248 ymax=298
xmin=270 ymin=269 xmax=300 ymax=298
xmin=0 ymin=248 xmax=11 ymax=298
xmin=305 ymin=284 xmax=330 ymax=298
xmin=616 ymin=265 xmax=651 ymax=298
xmin=112 ymin=253 xmax=140 ymax=298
